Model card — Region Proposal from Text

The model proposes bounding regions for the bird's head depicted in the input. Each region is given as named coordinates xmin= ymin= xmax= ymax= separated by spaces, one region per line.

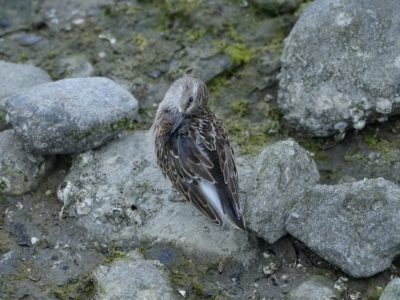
xmin=153 ymin=76 xmax=209 ymax=135
xmin=163 ymin=76 xmax=209 ymax=116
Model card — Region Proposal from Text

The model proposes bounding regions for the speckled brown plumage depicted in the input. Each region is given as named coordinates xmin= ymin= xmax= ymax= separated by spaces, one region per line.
xmin=152 ymin=76 xmax=245 ymax=230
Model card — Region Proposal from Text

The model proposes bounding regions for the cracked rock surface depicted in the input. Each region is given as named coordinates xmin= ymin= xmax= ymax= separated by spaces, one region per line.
xmin=279 ymin=0 xmax=400 ymax=137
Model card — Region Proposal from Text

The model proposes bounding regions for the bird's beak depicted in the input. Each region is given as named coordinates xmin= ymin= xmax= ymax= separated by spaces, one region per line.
xmin=171 ymin=112 xmax=185 ymax=134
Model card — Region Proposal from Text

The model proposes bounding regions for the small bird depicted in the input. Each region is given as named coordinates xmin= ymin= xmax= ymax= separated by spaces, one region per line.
xmin=152 ymin=76 xmax=245 ymax=230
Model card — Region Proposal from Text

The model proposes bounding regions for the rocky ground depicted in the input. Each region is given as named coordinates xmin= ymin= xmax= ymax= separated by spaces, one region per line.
xmin=1 ymin=0 xmax=400 ymax=299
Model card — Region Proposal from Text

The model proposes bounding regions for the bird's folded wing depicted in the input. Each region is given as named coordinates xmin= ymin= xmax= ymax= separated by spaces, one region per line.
xmin=166 ymin=133 xmax=223 ymax=225
xmin=192 ymin=117 xmax=242 ymax=219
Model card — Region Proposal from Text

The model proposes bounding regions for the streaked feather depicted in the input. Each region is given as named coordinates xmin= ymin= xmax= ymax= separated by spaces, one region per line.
xmin=155 ymin=108 xmax=244 ymax=229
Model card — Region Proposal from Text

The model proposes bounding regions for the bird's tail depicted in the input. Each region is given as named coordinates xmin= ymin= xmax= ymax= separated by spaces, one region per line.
xmin=214 ymin=182 xmax=246 ymax=231
xmin=222 ymin=198 xmax=246 ymax=231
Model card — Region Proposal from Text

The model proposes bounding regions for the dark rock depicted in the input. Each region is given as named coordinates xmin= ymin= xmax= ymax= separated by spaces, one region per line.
xmin=253 ymin=0 xmax=303 ymax=14
xmin=14 ymin=223 xmax=30 ymax=246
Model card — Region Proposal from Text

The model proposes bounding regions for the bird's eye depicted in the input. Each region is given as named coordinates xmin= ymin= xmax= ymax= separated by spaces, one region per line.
xmin=188 ymin=96 xmax=194 ymax=103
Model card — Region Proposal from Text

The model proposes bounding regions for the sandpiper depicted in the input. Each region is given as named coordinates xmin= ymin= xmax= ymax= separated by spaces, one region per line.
xmin=152 ymin=76 xmax=245 ymax=230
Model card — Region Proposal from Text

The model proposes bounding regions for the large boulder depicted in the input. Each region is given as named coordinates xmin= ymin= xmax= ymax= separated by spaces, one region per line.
xmin=94 ymin=251 xmax=177 ymax=300
xmin=57 ymin=131 xmax=257 ymax=264
xmin=0 ymin=130 xmax=49 ymax=195
xmin=0 ymin=61 xmax=51 ymax=130
xmin=244 ymin=140 xmax=319 ymax=243
xmin=286 ymin=178 xmax=400 ymax=277
xmin=7 ymin=77 xmax=138 ymax=155
xmin=278 ymin=0 xmax=400 ymax=137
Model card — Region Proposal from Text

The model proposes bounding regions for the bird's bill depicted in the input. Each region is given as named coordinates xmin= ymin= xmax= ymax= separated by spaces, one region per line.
xmin=171 ymin=112 xmax=186 ymax=134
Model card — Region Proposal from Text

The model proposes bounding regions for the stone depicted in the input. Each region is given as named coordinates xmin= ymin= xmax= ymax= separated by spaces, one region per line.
xmin=0 ymin=130 xmax=48 ymax=195
xmin=56 ymin=56 xmax=95 ymax=78
xmin=0 ymin=0 xmax=33 ymax=31
xmin=0 ymin=61 xmax=51 ymax=130
xmin=190 ymin=54 xmax=233 ymax=83
xmin=13 ymin=223 xmax=30 ymax=246
xmin=94 ymin=251 xmax=177 ymax=300
xmin=287 ymin=276 xmax=338 ymax=300
xmin=7 ymin=77 xmax=138 ymax=155
xmin=380 ymin=278 xmax=400 ymax=300
xmin=244 ymin=139 xmax=319 ymax=243
xmin=253 ymin=0 xmax=303 ymax=14
xmin=278 ymin=0 xmax=400 ymax=137
xmin=37 ymin=0 xmax=113 ymax=31
xmin=169 ymin=42 xmax=233 ymax=83
xmin=57 ymin=131 xmax=257 ymax=264
xmin=286 ymin=178 xmax=400 ymax=277
xmin=10 ymin=33 xmax=45 ymax=47
xmin=0 ymin=61 xmax=52 ymax=101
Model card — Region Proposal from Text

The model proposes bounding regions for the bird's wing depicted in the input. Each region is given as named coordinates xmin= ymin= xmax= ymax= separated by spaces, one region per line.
xmin=164 ymin=131 xmax=223 ymax=225
xmin=161 ymin=113 xmax=243 ymax=228
xmin=192 ymin=114 xmax=243 ymax=222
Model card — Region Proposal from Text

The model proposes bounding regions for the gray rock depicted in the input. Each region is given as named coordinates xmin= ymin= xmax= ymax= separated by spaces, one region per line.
xmin=169 ymin=43 xmax=233 ymax=83
xmin=0 ymin=130 xmax=48 ymax=195
xmin=56 ymin=56 xmax=95 ymax=78
xmin=37 ymin=0 xmax=113 ymax=31
xmin=10 ymin=33 xmax=46 ymax=47
xmin=249 ymin=19 xmax=280 ymax=44
xmin=7 ymin=77 xmax=138 ymax=155
xmin=57 ymin=131 xmax=257 ymax=264
xmin=0 ymin=0 xmax=33 ymax=31
xmin=0 ymin=61 xmax=52 ymax=101
xmin=190 ymin=54 xmax=233 ymax=83
xmin=286 ymin=178 xmax=400 ymax=277
xmin=0 ymin=61 xmax=51 ymax=130
xmin=245 ymin=140 xmax=319 ymax=243
xmin=253 ymin=0 xmax=303 ymax=14
xmin=380 ymin=278 xmax=400 ymax=300
xmin=94 ymin=251 xmax=177 ymax=300
xmin=278 ymin=0 xmax=400 ymax=137
xmin=287 ymin=276 xmax=338 ymax=300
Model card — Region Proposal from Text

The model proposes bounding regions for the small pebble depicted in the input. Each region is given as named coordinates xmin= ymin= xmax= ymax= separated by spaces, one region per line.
xmin=178 ymin=289 xmax=186 ymax=297
xmin=31 ymin=237 xmax=39 ymax=245
xmin=98 ymin=33 xmax=116 ymax=45
xmin=61 ymin=265 xmax=68 ymax=271
xmin=72 ymin=18 xmax=85 ymax=25
xmin=11 ymin=33 xmax=43 ymax=46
